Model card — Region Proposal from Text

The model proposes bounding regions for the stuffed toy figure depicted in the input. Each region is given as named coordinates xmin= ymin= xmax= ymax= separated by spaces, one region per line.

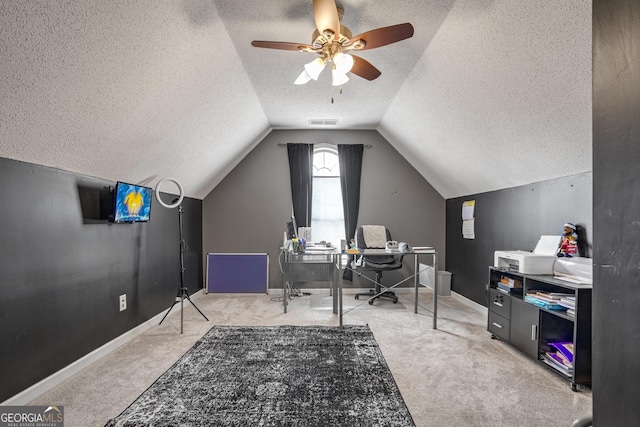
xmin=557 ymin=223 xmax=578 ymax=257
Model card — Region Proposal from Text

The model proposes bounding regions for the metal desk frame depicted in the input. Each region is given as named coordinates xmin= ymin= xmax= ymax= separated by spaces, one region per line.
xmin=281 ymin=249 xmax=341 ymax=314
xmin=338 ymin=249 xmax=438 ymax=328
xmin=281 ymin=248 xmax=439 ymax=329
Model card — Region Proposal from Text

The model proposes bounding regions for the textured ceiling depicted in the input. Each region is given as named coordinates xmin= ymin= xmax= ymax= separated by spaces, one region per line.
xmin=0 ymin=1 xmax=592 ymax=199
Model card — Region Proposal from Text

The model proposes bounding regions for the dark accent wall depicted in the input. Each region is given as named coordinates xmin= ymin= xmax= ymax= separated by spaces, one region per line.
xmin=0 ymin=157 xmax=203 ymax=402
xmin=446 ymin=173 xmax=592 ymax=305
xmin=593 ymin=0 xmax=640 ymax=424
xmin=202 ymin=129 xmax=445 ymax=290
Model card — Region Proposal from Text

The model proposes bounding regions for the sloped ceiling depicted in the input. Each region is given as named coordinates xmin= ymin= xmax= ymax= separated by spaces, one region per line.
xmin=0 ymin=1 xmax=592 ymax=200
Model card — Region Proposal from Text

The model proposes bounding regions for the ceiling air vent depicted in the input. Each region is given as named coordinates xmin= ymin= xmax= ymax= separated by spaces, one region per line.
xmin=309 ymin=119 xmax=339 ymax=126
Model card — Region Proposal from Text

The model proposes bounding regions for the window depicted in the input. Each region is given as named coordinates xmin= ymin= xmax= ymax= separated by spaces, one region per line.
xmin=311 ymin=146 xmax=345 ymax=246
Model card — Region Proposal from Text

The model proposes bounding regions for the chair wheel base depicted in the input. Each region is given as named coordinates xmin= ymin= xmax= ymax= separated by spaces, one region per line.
xmin=354 ymin=289 xmax=397 ymax=305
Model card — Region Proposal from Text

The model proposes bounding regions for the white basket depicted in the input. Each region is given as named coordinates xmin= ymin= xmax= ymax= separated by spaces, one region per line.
xmin=419 ymin=264 xmax=435 ymax=287
xmin=419 ymin=264 xmax=451 ymax=296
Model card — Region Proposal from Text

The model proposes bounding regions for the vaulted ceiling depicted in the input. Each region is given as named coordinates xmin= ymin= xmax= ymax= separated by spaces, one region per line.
xmin=0 ymin=1 xmax=592 ymax=200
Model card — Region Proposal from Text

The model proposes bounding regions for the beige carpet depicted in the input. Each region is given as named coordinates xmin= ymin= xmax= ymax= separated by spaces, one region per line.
xmin=28 ymin=288 xmax=592 ymax=427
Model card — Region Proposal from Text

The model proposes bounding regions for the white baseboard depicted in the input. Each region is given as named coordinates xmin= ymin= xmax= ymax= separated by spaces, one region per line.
xmin=1 ymin=289 xmax=204 ymax=406
xmin=450 ymin=290 xmax=488 ymax=315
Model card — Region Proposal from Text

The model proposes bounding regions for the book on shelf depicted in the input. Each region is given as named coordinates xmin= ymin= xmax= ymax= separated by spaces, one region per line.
xmin=554 ymin=350 xmax=571 ymax=366
xmin=541 ymin=352 xmax=573 ymax=376
xmin=529 ymin=294 xmax=558 ymax=303
xmin=497 ymin=282 xmax=523 ymax=294
xmin=525 ymin=291 xmax=575 ymax=310
xmin=529 ymin=290 xmax=573 ymax=301
xmin=560 ymin=296 xmax=575 ymax=304
xmin=549 ymin=342 xmax=574 ymax=363
xmin=558 ymin=300 xmax=575 ymax=310
xmin=524 ymin=294 xmax=566 ymax=311
xmin=499 ymin=276 xmax=522 ymax=288
xmin=546 ymin=351 xmax=572 ymax=368
xmin=542 ymin=341 xmax=574 ymax=376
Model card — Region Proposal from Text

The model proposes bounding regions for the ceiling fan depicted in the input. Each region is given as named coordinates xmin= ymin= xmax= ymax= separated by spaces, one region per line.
xmin=251 ymin=0 xmax=414 ymax=86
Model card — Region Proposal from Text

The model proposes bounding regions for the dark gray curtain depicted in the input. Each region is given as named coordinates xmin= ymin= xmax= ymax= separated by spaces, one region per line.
xmin=338 ymin=144 xmax=364 ymax=280
xmin=287 ymin=143 xmax=314 ymax=227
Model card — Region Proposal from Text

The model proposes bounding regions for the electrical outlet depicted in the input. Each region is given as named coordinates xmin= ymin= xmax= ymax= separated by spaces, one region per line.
xmin=119 ymin=294 xmax=127 ymax=311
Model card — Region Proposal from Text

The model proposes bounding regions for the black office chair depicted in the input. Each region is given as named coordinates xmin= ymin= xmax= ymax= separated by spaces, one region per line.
xmin=353 ymin=225 xmax=403 ymax=304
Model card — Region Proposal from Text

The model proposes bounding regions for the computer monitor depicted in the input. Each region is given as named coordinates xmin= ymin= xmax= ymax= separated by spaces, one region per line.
xmin=286 ymin=219 xmax=297 ymax=239
xmin=291 ymin=215 xmax=298 ymax=238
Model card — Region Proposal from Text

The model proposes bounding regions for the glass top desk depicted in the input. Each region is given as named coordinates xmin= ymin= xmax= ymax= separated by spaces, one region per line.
xmin=338 ymin=247 xmax=439 ymax=328
xmin=281 ymin=248 xmax=342 ymax=314
xmin=281 ymin=247 xmax=440 ymax=329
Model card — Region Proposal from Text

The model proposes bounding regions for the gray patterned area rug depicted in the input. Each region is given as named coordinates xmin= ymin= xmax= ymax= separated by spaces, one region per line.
xmin=105 ymin=325 xmax=415 ymax=427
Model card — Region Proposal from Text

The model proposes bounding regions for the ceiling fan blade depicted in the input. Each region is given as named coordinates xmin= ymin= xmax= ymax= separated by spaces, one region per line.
xmin=350 ymin=55 xmax=381 ymax=81
xmin=312 ymin=0 xmax=340 ymax=38
xmin=348 ymin=23 xmax=414 ymax=50
xmin=251 ymin=40 xmax=314 ymax=52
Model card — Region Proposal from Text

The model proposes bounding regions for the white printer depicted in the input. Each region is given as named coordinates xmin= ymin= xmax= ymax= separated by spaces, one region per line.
xmin=494 ymin=235 xmax=560 ymax=275
xmin=494 ymin=250 xmax=558 ymax=275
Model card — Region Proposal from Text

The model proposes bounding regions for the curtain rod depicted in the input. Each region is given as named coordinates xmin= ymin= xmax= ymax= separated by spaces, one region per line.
xmin=277 ymin=143 xmax=372 ymax=148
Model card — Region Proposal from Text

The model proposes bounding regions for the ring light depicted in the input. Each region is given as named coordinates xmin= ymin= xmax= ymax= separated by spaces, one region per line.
xmin=154 ymin=177 xmax=208 ymax=333
xmin=154 ymin=178 xmax=184 ymax=209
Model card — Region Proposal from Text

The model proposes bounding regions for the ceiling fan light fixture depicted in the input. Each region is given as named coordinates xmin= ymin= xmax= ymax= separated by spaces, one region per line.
xmin=333 ymin=52 xmax=354 ymax=74
xmin=332 ymin=69 xmax=349 ymax=86
xmin=294 ymin=70 xmax=313 ymax=85
xmin=304 ymin=57 xmax=327 ymax=80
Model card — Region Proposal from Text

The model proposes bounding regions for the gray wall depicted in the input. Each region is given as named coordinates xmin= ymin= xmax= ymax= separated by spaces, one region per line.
xmin=202 ymin=129 xmax=445 ymax=290
xmin=0 ymin=157 xmax=203 ymax=403
xmin=446 ymin=172 xmax=592 ymax=305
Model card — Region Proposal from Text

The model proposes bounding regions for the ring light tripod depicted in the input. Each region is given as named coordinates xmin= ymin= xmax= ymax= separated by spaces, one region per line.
xmin=155 ymin=178 xmax=208 ymax=334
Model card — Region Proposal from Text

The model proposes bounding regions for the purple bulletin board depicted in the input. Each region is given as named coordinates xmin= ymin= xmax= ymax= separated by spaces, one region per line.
xmin=206 ymin=253 xmax=269 ymax=294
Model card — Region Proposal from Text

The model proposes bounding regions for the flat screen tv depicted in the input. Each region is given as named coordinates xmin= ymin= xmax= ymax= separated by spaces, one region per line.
xmin=112 ymin=182 xmax=152 ymax=223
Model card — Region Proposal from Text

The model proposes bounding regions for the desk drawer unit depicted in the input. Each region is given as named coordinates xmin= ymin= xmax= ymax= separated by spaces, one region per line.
xmin=486 ymin=266 xmax=592 ymax=390
xmin=489 ymin=289 xmax=511 ymax=319
xmin=488 ymin=311 xmax=511 ymax=341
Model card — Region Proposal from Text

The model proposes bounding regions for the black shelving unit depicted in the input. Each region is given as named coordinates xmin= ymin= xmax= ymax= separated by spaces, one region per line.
xmin=487 ymin=266 xmax=592 ymax=391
